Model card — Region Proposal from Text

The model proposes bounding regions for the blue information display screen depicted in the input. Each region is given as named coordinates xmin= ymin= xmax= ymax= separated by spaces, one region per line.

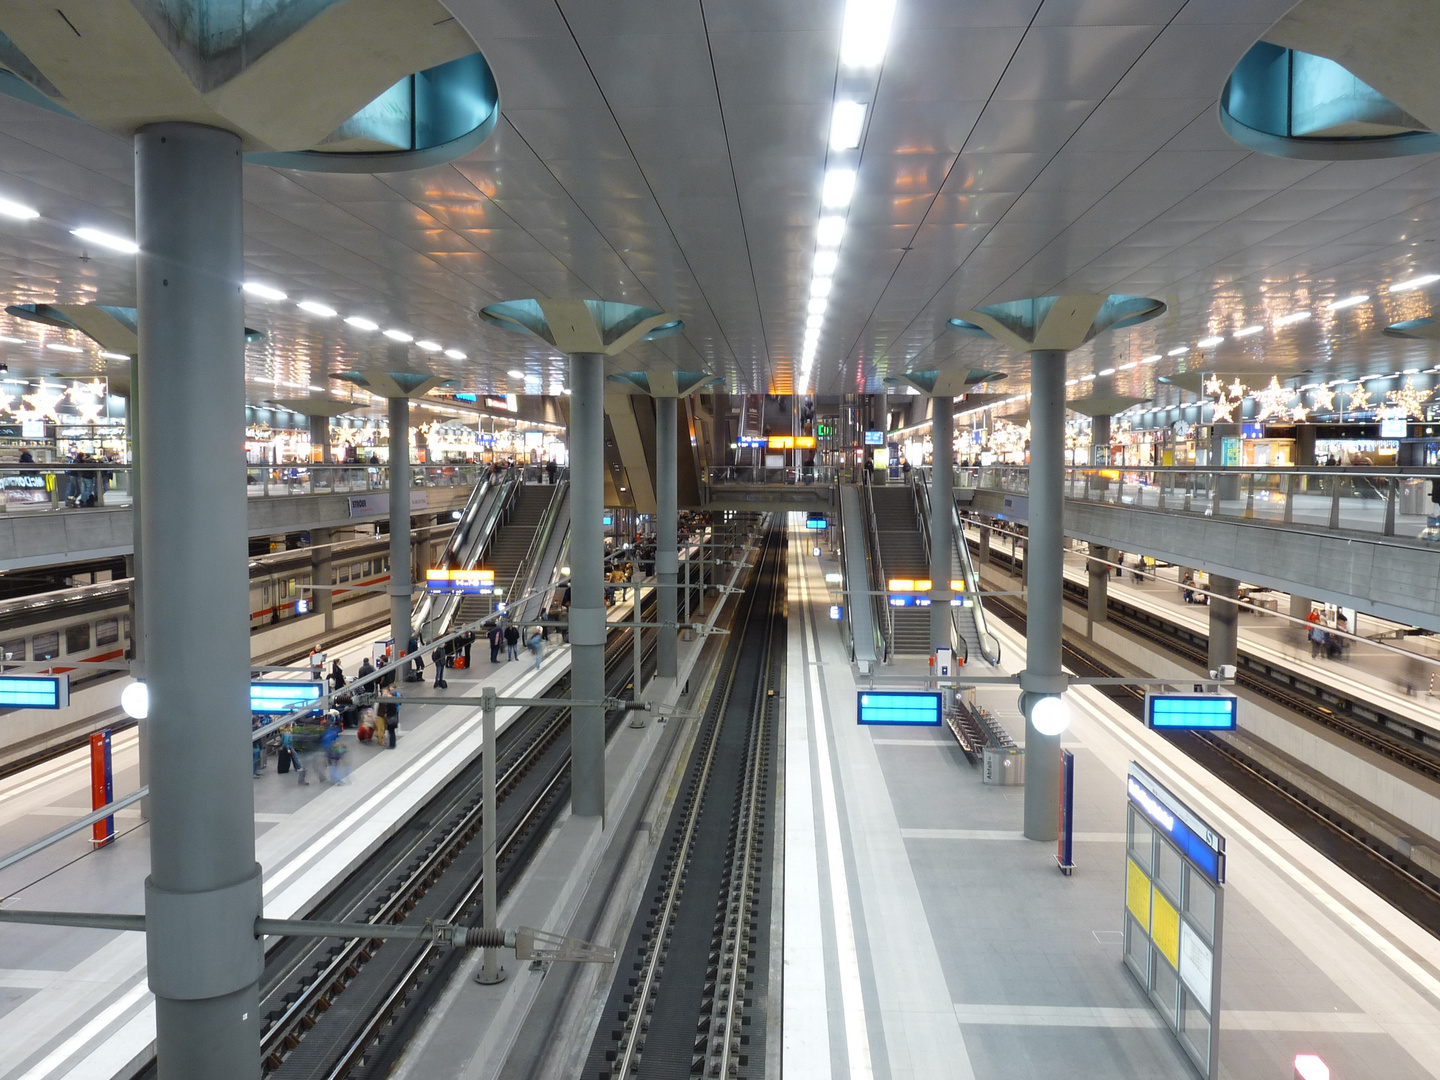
xmin=857 ymin=691 xmax=942 ymax=726
xmin=0 ymin=675 xmax=69 ymax=709
xmin=1146 ymin=694 xmax=1236 ymax=731
xmin=864 ymin=430 xmax=884 ymax=446
xmin=806 ymin=515 xmax=828 ymax=530
xmin=251 ymin=680 xmax=325 ymax=715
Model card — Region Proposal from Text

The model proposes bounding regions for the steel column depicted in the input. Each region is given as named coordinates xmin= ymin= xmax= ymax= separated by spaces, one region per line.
xmin=311 ymin=527 xmax=333 ymax=632
xmin=309 ymin=414 xmax=332 ymax=464
xmin=388 ymin=395 xmax=412 ymax=664
xmin=477 ymin=687 xmax=505 ymax=983
xmin=136 ymin=122 xmax=261 ymax=1080
xmin=928 ymin=396 xmax=953 ymax=653
xmin=1087 ymin=544 xmax=1109 ymax=629
xmin=569 ymin=353 xmax=606 ymax=817
xmin=1208 ymin=574 xmax=1240 ymax=674
xmin=656 ymin=396 xmax=678 ymax=679
xmin=128 ymin=354 xmax=148 ymax=822
xmin=1023 ymin=349 xmax=1066 ymax=841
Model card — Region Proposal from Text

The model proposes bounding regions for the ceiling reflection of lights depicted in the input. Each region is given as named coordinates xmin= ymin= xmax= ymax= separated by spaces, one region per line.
xmin=830 ymin=101 xmax=867 ymax=150
xmin=839 ymin=0 xmax=897 ymax=67
xmin=1166 ymin=346 xmax=1189 ymax=356
xmin=345 ymin=316 xmax=379 ymax=331
xmin=1275 ymin=310 xmax=1312 ymax=325
xmin=821 ymin=169 xmax=856 ymax=208
xmin=817 ymin=216 xmax=846 ymax=247
xmin=383 ymin=329 xmax=413 ymax=342
xmin=1233 ymin=324 xmax=1263 ymax=337
xmin=444 ymin=348 xmax=466 ymax=360
xmin=297 ymin=300 xmax=337 ymax=318
xmin=0 ymin=196 xmax=39 ymax=220
xmin=1326 ymin=294 xmax=1368 ymax=311
xmin=71 ymin=227 xmax=138 ymax=254
xmin=1390 ymin=273 xmax=1440 ymax=293
xmin=1196 ymin=336 xmax=1224 ymax=348
xmin=813 ymin=250 xmax=839 ymax=276
xmin=243 ymin=282 xmax=287 ymax=301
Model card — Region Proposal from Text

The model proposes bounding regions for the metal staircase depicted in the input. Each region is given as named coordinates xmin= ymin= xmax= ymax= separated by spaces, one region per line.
xmin=868 ymin=485 xmax=933 ymax=655
xmin=454 ymin=484 xmax=553 ymax=625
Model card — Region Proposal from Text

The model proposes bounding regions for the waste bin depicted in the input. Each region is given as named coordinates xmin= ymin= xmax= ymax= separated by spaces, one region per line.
xmin=983 ymin=746 xmax=1025 ymax=785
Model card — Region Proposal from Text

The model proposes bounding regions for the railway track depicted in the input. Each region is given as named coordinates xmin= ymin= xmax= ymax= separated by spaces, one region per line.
xmin=585 ymin=526 xmax=783 ymax=1080
xmin=981 ymin=584 xmax=1440 ymax=937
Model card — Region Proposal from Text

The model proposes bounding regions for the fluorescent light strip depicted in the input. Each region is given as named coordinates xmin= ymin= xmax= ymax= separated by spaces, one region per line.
xmin=416 ymin=340 xmax=441 ymax=352
xmin=383 ymin=329 xmax=413 ymax=342
xmin=1117 ymin=361 xmax=1137 ymax=371
xmin=0 ymin=197 xmax=39 ymax=220
xmin=46 ymin=342 xmax=83 ymax=353
xmin=1232 ymin=324 xmax=1263 ymax=337
xmin=345 ymin=316 xmax=379 ymax=331
xmin=814 ymin=250 xmax=839 ymax=276
xmin=99 ymin=350 xmax=129 ymax=360
xmin=1140 ymin=355 xmax=1161 ymax=364
xmin=1326 ymin=294 xmax=1368 ymax=311
xmin=1389 ymin=273 xmax=1440 ymax=293
xmin=1166 ymin=346 xmax=1189 ymax=356
xmin=1196 ymin=336 xmax=1224 ymax=348
xmin=1275 ymin=310 xmax=1312 ymax=326
xmin=821 ymin=169 xmax=856 ymax=208
xmin=830 ymin=101 xmax=867 ymax=150
xmin=244 ymin=282 xmax=287 ymax=301
xmin=839 ymin=0 xmax=897 ymax=68
xmin=71 ymin=227 xmax=138 ymax=254
xmin=1097 ymin=367 xmax=1115 ymax=377
xmin=444 ymin=348 xmax=466 ymax=360
xmin=817 ymin=216 xmax=846 ymax=247
xmin=297 ymin=301 xmax=337 ymax=318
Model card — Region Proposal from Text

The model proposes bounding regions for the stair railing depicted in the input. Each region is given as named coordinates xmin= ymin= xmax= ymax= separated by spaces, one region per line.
xmin=862 ymin=481 xmax=894 ymax=663
xmin=909 ymin=473 xmax=966 ymax=665
xmin=506 ymin=472 xmax=569 ymax=624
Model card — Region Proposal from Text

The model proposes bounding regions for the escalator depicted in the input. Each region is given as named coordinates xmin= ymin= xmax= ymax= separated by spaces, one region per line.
xmin=912 ymin=472 xmax=1002 ymax=665
xmin=867 ymin=484 xmax=933 ymax=655
xmin=496 ymin=478 xmax=570 ymax=628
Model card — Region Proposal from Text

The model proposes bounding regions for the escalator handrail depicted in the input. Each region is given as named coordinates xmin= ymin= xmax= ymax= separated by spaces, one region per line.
xmin=508 ymin=473 xmax=569 ymax=622
xmin=416 ymin=466 xmax=521 ymax=638
xmin=862 ymin=481 xmax=894 ymax=663
xmin=910 ymin=475 xmax=966 ymax=666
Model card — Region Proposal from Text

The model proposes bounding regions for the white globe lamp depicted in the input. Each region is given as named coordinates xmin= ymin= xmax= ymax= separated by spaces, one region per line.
xmin=1030 ymin=694 xmax=1070 ymax=736
xmin=120 ymin=681 xmax=149 ymax=720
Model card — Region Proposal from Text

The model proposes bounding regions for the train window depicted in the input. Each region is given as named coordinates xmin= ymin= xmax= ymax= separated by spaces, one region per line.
xmin=261 ymin=582 xmax=270 ymax=606
xmin=1 ymin=638 xmax=24 ymax=661
xmin=123 ymin=616 xmax=131 ymax=638
xmin=66 ymin=624 xmax=91 ymax=653
xmin=338 ymin=565 xmax=351 ymax=583
xmin=34 ymin=631 xmax=59 ymax=661
xmin=96 ymin=619 xmax=120 ymax=646
xmin=287 ymin=578 xmax=297 ymax=598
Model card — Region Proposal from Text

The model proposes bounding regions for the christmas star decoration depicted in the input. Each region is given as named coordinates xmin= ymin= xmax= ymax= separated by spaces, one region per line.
xmin=1209 ymin=395 xmax=1236 ymax=423
xmin=1227 ymin=378 xmax=1248 ymax=400
xmin=1346 ymin=382 xmax=1372 ymax=411
xmin=1385 ymin=377 xmax=1431 ymax=419
xmin=1253 ymin=375 xmax=1292 ymax=421
xmin=23 ymin=381 xmax=64 ymax=421
xmin=1203 ymin=374 xmax=1224 ymax=397
xmin=1290 ymin=404 xmax=1309 ymax=422
xmin=1308 ymin=385 xmax=1336 ymax=413
xmin=0 ymin=392 xmax=13 ymax=416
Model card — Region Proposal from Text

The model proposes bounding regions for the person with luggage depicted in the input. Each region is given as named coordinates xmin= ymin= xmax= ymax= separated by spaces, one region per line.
xmin=432 ymin=640 xmax=449 ymax=689
xmin=488 ymin=623 xmax=504 ymax=664
xmin=527 ymin=626 xmax=545 ymax=670
xmin=504 ymin=621 xmax=521 ymax=661
xmin=406 ymin=636 xmax=424 ymax=682
xmin=321 ymin=718 xmax=349 ymax=784
xmin=462 ymin=630 xmax=475 ymax=668
xmin=329 ymin=659 xmax=345 ymax=693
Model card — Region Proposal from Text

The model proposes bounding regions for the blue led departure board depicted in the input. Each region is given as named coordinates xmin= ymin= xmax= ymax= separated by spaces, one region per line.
xmin=856 ymin=691 xmax=942 ymax=726
xmin=251 ymin=680 xmax=325 ymax=715
xmin=0 ymin=675 xmax=69 ymax=709
xmin=1146 ymin=694 xmax=1237 ymax=731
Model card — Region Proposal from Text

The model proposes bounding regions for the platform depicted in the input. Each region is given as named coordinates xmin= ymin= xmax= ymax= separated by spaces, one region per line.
xmin=785 ymin=516 xmax=1440 ymax=1079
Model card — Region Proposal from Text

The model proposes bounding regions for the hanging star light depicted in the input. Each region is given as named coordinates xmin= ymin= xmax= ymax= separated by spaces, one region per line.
xmin=1347 ymin=381 xmax=1372 ymax=411
xmin=1385 ymin=377 xmax=1431 ymax=419
xmin=1290 ymin=403 xmax=1309 ymax=422
xmin=1203 ymin=374 xmax=1224 ymax=397
xmin=1227 ymin=377 xmax=1248 ymax=400
xmin=0 ymin=392 xmax=14 ymax=416
xmin=1308 ymin=384 xmax=1336 ymax=413
xmin=1252 ymin=375 xmax=1292 ymax=421
xmin=22 ymin=381 xmax=65 ymax=421
xmin=1209 ymin=395 xmax=1237 ymax=423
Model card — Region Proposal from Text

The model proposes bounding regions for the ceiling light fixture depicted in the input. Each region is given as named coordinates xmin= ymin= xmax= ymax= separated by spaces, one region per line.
xmin=383 ymin=329 xmax=413 ymax=342
xmin=821 ymin=168 xmax=856 ymax=208
xmin=416 ymin=340 xmax=441 ymax=352
xmin=839 ymin=0 xmax=897 ymax=67
xmin=808 ymin=296 xmax=828 ymax=316
xmin=1081 ymin=373 xmax=1096 ymax=381
xmin=1389 ymin=274 xmax=1440 ymax=293
xmin=506 ymin=369 xmax=524 ymax=378
xmin=1233 ymin=324 xmax=1263 ymax=337
xmin=0 ymin=335 xmax=22 ymax=344
xmin=1326 ymin=294 xmax=1368 ymax=311
xmin=814 ymin=250 xmax=839 ymax=276
xmin=46 ymin=342 xmax=83 ymax=353
xmin=1166 ymin=346 xmax=1189 ymax=356
xmin=99 ymin=350 xmax=129 ymax=360
xmin=830 ymin=100 xmax=867 ymax=150
xmin=817 ymin=216 xmax=846 ymax=247
xmin=71 ymin=227 xmax=139 ymax=254
xmin=1140 ymin=355 xmax=1161 ymax=364
xmin=444 ymin=348 xmax=466 ymax=360
xmin=1118 ymin=361 xmax=1137 ymax=371
xmin=345 ymin=316 xmax=379 ymax=331
xmin=297 ymin=300 xmax=337 ymax=318
xmin=1197 ymin=336 xmax=1225 ymax=348
xmin=243 ymin=282 xmax=287 ymax=301
xmin=1275 ymin=310 xmax=1312 ymax=326
xmin=810 ymin=277 xmax=833 ymax=298
xmin=0 ymin=197 xmax=39 ymax=220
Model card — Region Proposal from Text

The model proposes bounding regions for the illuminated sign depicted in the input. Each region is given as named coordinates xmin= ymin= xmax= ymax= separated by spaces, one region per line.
xmin=863 ymin=430 xmax=884 ymax=446
xmin=767 ymin=435 xmax=794 ymax=449
xmin=886 ymin=578 xmax=965 ymax=592
xmin=736 ymin=436 xmax=766 ymax=447
xmin=805 ymin=515 xmax=828 ymax=530
xmin=426 ymin=568 xmax=496 ymax=594
xmin=484 ymin=394 xmax=518 ymax=412
xmin=0 ymin=674 xmax=69 ymax=709
xmin=794 ymin=435 xmax=817 ymax=449
xmin=251 ymin=680 xmax=325 ymax=714
xmin=1380 ymin=415 xmax=1408 ymax=438
xmin=823 ymin=572 xmax=843 ymax=583
xmin=829 ymin=604 xmax=843 ymax=621
xmin=1127 ymin=763 xmax=1225 ymax=883
xmin=1146 ymin=694 xmax=1237 ymax=731
xmin=817 ymin=423 xmax=832 ymax=437
xmin=857 ymin=691 xmax=942 ymax=726
xmin=603 ymin=515 xmax=613 ymax=526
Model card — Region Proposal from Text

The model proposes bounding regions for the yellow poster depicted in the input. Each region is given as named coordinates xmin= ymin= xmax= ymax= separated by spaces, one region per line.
xmin=1152 ymin=887 xmax=1180 ymax=969
xmin=1126 ymin=858 xmax=1151 ymax=931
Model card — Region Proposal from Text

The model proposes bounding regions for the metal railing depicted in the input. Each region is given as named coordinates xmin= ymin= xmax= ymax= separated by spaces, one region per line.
xmin=909 ymin=477 xmax=963 ymax=663
xmin=703 ymin=464 xmax=839 ymax=487
xmin=861 ymin=481 xmax=894 ymax=663
xmin=960 ymin=465 xmax=1440 ymax=542
xmin=505 ymin=473 xmax=570 ymax=626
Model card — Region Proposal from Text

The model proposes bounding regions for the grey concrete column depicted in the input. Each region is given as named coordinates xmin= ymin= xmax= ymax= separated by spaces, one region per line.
xmin=311 ymin=527 xmax=333 ymax=633
xmin=1023 ymin=349 xmax=1067 ymax=842
xmin=1209 ymin=574 xmax=1240 ymax=674
xmin=1087 ymin=544 xmax=1109 ymax=629
xmin=929 ymin=396 xmax=954 ymax=653
xmin=569 ymin=353 xmax=606 ymax=817
xmin=656 ymin=396 xmax=678 ymax=679
xmin=128 ymin=354 xmax=148 ymax=821
xmin=1211 ymin=422 xmax=1242 ymax=500
xmin=136 ymin=122 xmax=261 ymax=1080
xmin=1289 ymin=592 xmax=1312 ymax=621
xmin=388 ymin=395 xmax=412 ymax=660
xmin=978 ymin=524 xmax=991 ymax=566
xmin=309 ymin=414 xmax=332 ymax=464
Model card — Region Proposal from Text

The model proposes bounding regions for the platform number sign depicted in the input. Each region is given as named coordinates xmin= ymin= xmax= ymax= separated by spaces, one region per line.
xmin=1123 ymin=762 xmax=1225 ymax=1080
